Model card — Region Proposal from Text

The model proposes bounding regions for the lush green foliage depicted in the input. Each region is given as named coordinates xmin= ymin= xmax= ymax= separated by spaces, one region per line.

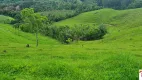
xmin=2 ymin=0 xmax=142 ymax=22
xmin=96 ymin=0 xmax=134 ymax=9
xmin=0 ymin=0 xmax=99 ymax=22
xmin=13 ymin=8 xmax=107 ymax=44
xmin=20 ymin=8 xmax=47 ymax=33
xmin=40 ymin=10 xmax=77 ymax=22
xmin=42 ymin=24 xmax=107 ymax=43
xmin=128 ymin=0 xmax=142 ymax=8
xmin=20 ymin=8 xmax=48 ymax=47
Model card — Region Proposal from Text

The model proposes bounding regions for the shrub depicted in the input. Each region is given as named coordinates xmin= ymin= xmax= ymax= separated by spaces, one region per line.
xmin=19 ymin=23 xmax=107 ymax=44
xmin=66 ymin=38 xmax=73 ymax=44
xmin=41 ymin=24 xmax=107 ymax=44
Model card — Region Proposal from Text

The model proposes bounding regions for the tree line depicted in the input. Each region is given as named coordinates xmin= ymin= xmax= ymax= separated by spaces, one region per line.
xmin=1 ymin=0 xmax=142 ymax=22
xmin=0 ymin=0 xmax=99 ymax=21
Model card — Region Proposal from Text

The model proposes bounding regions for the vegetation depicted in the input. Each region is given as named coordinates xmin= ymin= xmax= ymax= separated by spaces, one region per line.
xmin=20 ymin=8 xmax=48 ymax=47
xmin=40 ymin=10 xmax=77 ymax=22
xmin=0 ymin=15 xmax=14 ymax=23
xmin=1 ymin=0 xmax=142 ymax=22
xmin=0 ymin=0 xmax=142 ymax=80
xmin=55 ymin=8 xmax=142 ymax=27
xmin=12 ymin=8 xmax=107 ymax=44
xmin=0 ymin=8 xmax=142 ymax=79
xmin=0 ymin=0 xmax=100 ymax=22
xmin=42 ymin=24 xmax=107 ymax=43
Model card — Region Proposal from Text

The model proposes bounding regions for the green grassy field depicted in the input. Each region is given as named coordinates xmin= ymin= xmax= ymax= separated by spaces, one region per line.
xmin=0 ymin=8 xmax=142 ymax=80
xmin=0 ymin=15 xmax=14 ymax=24
xmin=55 ymin=8 xmax=142 ymax=27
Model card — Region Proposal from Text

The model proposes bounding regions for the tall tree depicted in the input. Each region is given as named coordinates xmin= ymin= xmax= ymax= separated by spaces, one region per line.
xmin=20 ymin=8 xmax=48 ymax=47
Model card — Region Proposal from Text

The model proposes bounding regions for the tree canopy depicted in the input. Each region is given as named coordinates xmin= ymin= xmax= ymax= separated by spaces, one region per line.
xmin=20 ymin=8 xmax=48 ymax=47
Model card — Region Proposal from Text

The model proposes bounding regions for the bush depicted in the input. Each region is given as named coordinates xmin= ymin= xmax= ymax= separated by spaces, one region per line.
xmin=41 ymin=24 xmax=107 ymax=44
xmin=19 ymin=23 xmax=107 ymax=44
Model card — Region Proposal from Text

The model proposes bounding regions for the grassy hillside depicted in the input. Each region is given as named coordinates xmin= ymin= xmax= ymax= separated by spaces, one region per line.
xmin=0 ymin=8 xmax=142 ymax=80
xmin=55 ymin=8 xmax=142 ymax=46
xmin=0 ymin=15 xmax=13 ymax=23
xmin=55 ymin=8 xmax=142 ymax=27
xmin=0 ymin=24 xmax=60 ymax=45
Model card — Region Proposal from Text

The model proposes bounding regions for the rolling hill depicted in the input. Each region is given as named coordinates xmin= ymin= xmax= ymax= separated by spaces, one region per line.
xmin=55 ymin=8 xmax=142 ymax=44
xmin=0 ymin=23 xmax=60 ymax=45
xmin=0 ymin=8 xmax=142 ymax=80
xmin=55 ymin=8 xmax=142 ymax=27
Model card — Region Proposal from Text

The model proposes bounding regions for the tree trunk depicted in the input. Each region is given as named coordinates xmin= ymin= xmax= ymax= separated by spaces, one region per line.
xmin=36 ymin=31 xmax=38 ymax=47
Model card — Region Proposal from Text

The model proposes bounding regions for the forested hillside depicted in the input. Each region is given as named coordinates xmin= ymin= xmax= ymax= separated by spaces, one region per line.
xmin=1 ymin=0 xmax=142 ymax=22
xmin=0 ymin=0 xmax=98 ymax=21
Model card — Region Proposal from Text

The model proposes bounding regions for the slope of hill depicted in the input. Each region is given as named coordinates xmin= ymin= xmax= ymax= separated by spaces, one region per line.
xmin=0 ymin=9 xmax=142 ymax=80
xmin=55 ymin=8 xmax=142 ymax=44
xmin=55 ymin=8 xmax=142 ymax=27
xmin=0 ymin=15 xmax=13 ymax=23
xmin=0 ymin=23 xmax=60 ymax=45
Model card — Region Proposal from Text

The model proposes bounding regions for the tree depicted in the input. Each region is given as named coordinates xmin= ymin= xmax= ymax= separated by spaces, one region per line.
xmin=20 ymin=8 xmax=48 ymax=47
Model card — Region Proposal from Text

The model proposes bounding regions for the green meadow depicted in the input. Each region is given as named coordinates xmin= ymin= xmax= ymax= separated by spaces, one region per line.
xmin=0 ymin=15 xmax=13 ymax=24
xmin=0 ymin=8 xmax=142 ymax=80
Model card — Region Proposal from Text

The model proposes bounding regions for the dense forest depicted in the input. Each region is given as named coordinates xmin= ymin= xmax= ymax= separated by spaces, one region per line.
xmin=1 ymin=0 xmax=142 ymax=22
xmin=0 ymin=0 xmax=99 ymax=21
